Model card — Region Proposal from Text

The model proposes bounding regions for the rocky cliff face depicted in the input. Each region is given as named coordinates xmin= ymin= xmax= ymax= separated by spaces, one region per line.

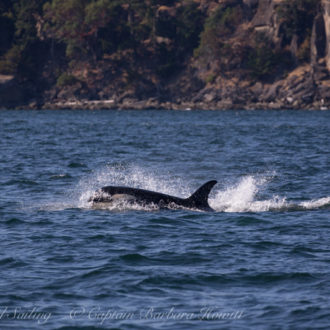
xmin=1 ymin=0 xmax=329 ymax=110
xmin=323 ymin=0 xmax=330 ymax=71
xmin=188 ymin=0 xmax=329 ymax=110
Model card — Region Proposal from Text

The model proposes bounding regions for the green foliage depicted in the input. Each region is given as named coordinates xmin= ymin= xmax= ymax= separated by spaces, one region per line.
xmin=43 ymin=0 xmax=90 ymax=57
xmin=0 ymin=15 xmax=15 ymax=56
xmin=95 ymin=2 xmax=134 ymax=54
xmin=194 ymin=28 xmax=219 ymax=59
xmin=155 ymin=1 xmax=202 ymax=48
xmin=42 ymin=0 xmax=153 ymax=58
xmin=0 ymin=0 xmax=14 ymax=14
xmin=247 ymin=34 xmax=280 ymax=80
xmin=0 ymin=0 xmax=46 ymax=74
xmin=0 ymin=2 xmax=16 ymax=71
xmin=195 ymin=4 xmax=242 ymax=60
xmin=0 ymin=45 xmax=21 ymax=74
xmin=277 ymin=0 xmax=320 ymax=44
xmin=176 ymin=1 xmax=202 ymax=52
xmin=205 ymin=73 xmax=216 ymax=84
xmin=153 ymin=1 xmax=202 ymax=78
xmin=248 ymin=47 xmax=277 ymax=80
xmin=206 ymin=5 xmax=243 ymax=34
xmin=17 ymin=40 xmax=49 ymax=79
xmin=14 ymin=0 xmax=46 ymax=45
xmin=0 ymin=0 xmax=319 ymax=85
xmin=56 ymin=72 xmax=78 ymax=87
xmin=155 ymin=43 xmax=179 ymax=78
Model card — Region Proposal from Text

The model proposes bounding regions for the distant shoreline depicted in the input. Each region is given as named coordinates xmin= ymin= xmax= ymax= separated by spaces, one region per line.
xmin=1 ymin=74 xmax=328 ymax=111
xmin=7 ymin=99 xmax=328 ymax=111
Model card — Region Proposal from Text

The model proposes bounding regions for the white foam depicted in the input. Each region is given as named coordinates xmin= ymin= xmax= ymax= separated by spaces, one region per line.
xmin=74 ymin=164 xmax=190 ymax=210
xmin=209 ymin=175 xmax=288 ymax=212
xmin=299 ymin=197 xmax=330 ymax=209
xmin=91 ymin=199 xmax=159 ymax=212
xmin=31 ymin=165 xmax=329 ymax=213
xmin=209 ymin=175 xmax=329 ymax=212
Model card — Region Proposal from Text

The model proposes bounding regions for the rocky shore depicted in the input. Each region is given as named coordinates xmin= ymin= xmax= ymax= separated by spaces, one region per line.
xmin=1 ymin=60 xmax=329 ymax=111
xmin=1 ymin=0 xmax=329 ymax=111
xmin=25 ymin=64 xmax=330 ymax=111
xmin=41 ymin=97 xmax=328 ymax=111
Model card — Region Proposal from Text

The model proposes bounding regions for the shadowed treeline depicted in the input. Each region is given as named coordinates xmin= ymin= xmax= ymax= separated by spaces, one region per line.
xmin=0 ymin=0 xmax=328 ymax=110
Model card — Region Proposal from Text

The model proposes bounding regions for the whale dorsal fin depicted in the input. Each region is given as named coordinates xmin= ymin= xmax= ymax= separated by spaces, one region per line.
xmin=186 ymin=180 xmax=217 ymax=210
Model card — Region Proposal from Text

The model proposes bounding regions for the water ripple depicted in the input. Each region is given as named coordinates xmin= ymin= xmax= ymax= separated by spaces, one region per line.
xmin=0 ymin=110 xmax=329 ymax=329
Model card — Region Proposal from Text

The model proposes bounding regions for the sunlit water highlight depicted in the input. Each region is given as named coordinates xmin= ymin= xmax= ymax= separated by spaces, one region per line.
xmin=0 ymin=109 xmax=329 ymax=329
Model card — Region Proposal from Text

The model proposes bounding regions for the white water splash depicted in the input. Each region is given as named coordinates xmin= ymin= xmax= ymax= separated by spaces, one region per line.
xmin=74 ymin=164 xmax=190 ymax=210
xmin=299 ymin=197 xmax=330 ymax=210
xmin=210 ymin=175 xmax=329 ymax=212
xmin=36 ymin=165 xmax=329 ymax=213
xmin=209 ymin=175 xmax=285 ymax=212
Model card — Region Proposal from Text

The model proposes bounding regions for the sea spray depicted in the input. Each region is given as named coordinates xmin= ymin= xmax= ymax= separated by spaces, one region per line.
xmin=32 ymin=164 xmax=330 ymax=213
xmin=209 ymin=175 xmax=288 ymax=213
xmin=75 ymin=164 xmax=190 ymax=210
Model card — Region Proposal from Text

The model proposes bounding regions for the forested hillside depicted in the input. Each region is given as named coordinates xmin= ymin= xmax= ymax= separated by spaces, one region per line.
xmin=0 ymin=0 xmax=329 ymax=109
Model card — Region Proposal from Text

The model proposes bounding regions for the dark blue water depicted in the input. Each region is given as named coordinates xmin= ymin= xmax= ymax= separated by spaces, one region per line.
xmin=0 ymin=109 xmax=329 ymax=329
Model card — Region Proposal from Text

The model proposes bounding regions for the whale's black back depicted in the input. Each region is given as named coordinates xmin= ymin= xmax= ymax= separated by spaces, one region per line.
xmin=91 ymin=180 xmax=217 ymax=211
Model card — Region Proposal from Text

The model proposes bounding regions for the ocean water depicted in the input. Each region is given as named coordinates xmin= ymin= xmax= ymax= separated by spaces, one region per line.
xmin=0 ymin=109 xmax=329 ymax=329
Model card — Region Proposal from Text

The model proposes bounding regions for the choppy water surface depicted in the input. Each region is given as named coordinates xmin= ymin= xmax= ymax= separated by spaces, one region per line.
xmin=0 ymin=109 xmax=329 ymax=329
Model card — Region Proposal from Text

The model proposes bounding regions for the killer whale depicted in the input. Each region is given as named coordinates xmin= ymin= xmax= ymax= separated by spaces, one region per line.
xmin=89 ymin=180 xmax=217 ymax=211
